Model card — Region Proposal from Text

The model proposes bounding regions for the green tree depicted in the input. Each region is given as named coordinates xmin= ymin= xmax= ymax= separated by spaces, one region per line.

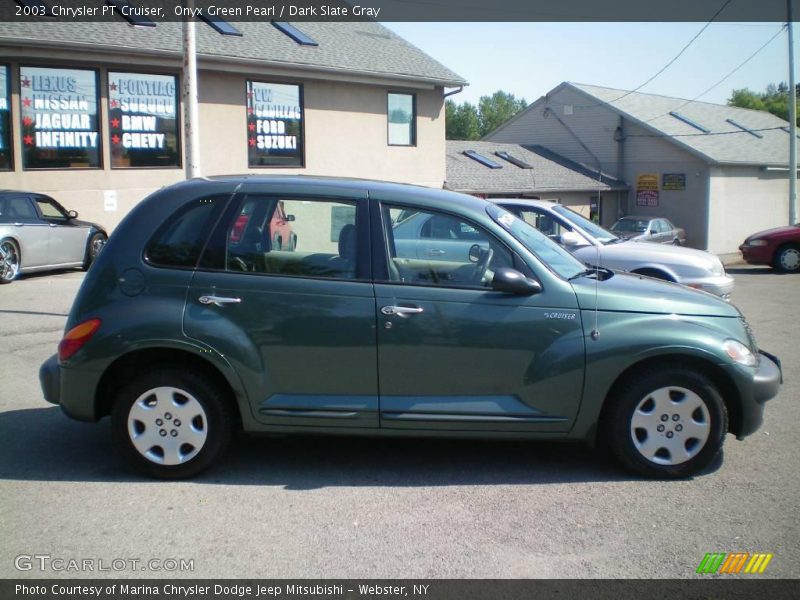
xmin=477 ymin=91 xmax=527 ymax=137
xmin=445 ymin=99 xmax=481 ymax=140
xmin=445 ymin=91 xmax=527 ymax=140
xmin=728 ymin=82 xmax=799 ymax=125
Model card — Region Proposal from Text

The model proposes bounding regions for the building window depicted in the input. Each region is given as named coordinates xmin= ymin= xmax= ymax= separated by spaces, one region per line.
xmin=108 ymin=72 xmax=180 ymax=168
xmin=20 ymin=66 xmax=101 ymax=169
xmin=0 ymin=65 xmax=10 ymax=170
xmin=246 ymin=81 xmax=304 ymax=167
xmin=387 ymin=92 xmax=415 ymax=146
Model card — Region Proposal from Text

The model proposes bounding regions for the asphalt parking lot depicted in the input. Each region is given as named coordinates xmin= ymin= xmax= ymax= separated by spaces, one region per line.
xmin=0 ymin=266 xmax=798 ymax=579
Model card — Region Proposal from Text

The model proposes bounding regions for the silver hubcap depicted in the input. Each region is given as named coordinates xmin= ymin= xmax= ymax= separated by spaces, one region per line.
xmin=0 ymin=242 xmax=19 ymax=281
xmin=127 ymin=387 xmax=208 ymax=466
xmin=779 ymin=248 xmax=800 ymax=270
xmin=90 ymin=236 xmax=105 ymax=259
xmin=630 ymin=386 xmax=710 ymax=466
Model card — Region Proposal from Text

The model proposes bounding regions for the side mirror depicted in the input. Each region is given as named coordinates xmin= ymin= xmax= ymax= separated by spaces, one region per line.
xmin=560 ymin=231 xmax=582 ymax=247
xmin=491 ymin=268 xmax=542 ymax=296
xmin=649 ymin=229 xmax=656 ymax=235
xmin=67 ymin=210 xmax=78 ymax=219
xmin=285 ymin=214 xmax=295 ymax=222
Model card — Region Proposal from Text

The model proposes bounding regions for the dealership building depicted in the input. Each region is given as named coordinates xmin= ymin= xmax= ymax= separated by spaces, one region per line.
xmin=0 ymin=15 xmax=465 ymax=229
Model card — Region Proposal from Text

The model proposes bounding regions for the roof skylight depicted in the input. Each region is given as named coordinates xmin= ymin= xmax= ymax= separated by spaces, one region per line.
xmin=726 ymin=118 xmax=763 ymax=139
xmin=463 ymin=150 xmax=502 ymax=169
xmin=495 ymin=151 xmax=532 ymax=169
xmin=199 ymin=14 xmax=242 ymax=36
xmin=669 ymin=111 xmax=709 ymax=133
xmin=272 ymin=22 xmax=318 ymax=46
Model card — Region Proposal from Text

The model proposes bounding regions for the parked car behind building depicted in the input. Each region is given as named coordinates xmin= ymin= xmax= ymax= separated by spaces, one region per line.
xmin=610 ymin=216 xmax=686 ymax=246
xmin=40 ymin=176 xmax=780 ymax=479
xmin=496 ymin=199 xmax=734 ymax=300
xmin=0 ymin=191 xmax=107 ymax=284
xmin=739 ymin=223 xmax=800 ymax=273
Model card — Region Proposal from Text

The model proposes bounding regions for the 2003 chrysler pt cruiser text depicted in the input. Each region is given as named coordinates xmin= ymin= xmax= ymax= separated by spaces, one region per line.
xmin=39 ymin=176 xmax=782 ymax=478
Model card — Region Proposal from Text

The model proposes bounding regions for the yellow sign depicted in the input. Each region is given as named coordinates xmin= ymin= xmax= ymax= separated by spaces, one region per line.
xmin=636 ymin=173 xmax=659 ymax=191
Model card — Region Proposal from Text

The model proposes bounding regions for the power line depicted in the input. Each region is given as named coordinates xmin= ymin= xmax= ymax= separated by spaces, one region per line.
xmin=602 ymin=0 xmax=734 ymax=105
xmin=643 ymin=25 xmax=786 ymax=123
xmin=625 ymin=126 xmax=787 ymax=138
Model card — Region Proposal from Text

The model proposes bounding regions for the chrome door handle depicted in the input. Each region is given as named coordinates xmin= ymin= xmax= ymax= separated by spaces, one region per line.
xmin=199 ymin=295 xmax=242 ymax=307
xmin=428 ymin=249 xmax=446 ymax=256
xmin=381 ymin=305 xmax=423 ymax=317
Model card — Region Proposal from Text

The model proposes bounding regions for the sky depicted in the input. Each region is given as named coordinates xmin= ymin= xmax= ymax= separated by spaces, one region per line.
xmin=384 ymin=22 xmax=795 ymax=106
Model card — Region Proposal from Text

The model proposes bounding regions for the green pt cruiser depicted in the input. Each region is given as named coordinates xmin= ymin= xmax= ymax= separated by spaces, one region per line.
xmin=39 ymin=177 xmax=782 ymax=479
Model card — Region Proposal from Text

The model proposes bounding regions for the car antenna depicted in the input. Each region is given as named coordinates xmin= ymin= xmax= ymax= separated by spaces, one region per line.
xmin=590 ymin=170 xmax=602 ymax=342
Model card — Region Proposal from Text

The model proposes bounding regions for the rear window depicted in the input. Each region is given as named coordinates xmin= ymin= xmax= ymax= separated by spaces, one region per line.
xmin=145 ymin=196 xmax=227 ymax=268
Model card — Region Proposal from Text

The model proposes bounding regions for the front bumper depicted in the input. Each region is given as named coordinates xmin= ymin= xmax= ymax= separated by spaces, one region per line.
xmin=739 ymin=244 xmax=771 ymax=266
xmin=736 ymin=349 xmax=782 ymax=439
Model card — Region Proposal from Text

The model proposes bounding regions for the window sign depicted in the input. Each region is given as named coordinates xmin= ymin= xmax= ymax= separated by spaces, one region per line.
xmin=109 ymin=72 xmax=180 ymax=168
xmin=246 ymin=81 xmax=303 ymax=167
xmin=0 ymin=65 xmax=10 ymax=170
xmin=20 ymin=66 xmax=100 ymax=169
xmin=387 ymin=93 xmax=415 ymax=146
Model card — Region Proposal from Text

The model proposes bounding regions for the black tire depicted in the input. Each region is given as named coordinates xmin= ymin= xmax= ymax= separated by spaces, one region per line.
xmin=111 ymin=368 xmax=233 ymax=479
xmin=288 ymin=235 xmax=297 ymax=251
xmin=603 ymin=366 xmax=727 ymax=478
xmin=273 ymin=235 xmax=282 ymax=250
xmin=772 ymin=243 xmax=800 ymax=273
xmin=82 ymin=232 xmax=107 ymax=271
xmin=0 ymin=238 xmax=20 ymax=284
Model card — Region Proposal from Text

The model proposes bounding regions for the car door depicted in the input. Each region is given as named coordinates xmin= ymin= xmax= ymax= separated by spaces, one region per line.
xmin=34 ymin=195 xmax=87 ymax=264
xmin=373 ymin=200 xmax=585 ymax=433
xmin=4 ymin=195 xmax=50 ymax=268
xmin=183 ymin=185 xmax=379 ymax=429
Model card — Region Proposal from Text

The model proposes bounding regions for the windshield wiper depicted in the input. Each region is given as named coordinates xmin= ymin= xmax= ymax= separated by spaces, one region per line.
xmin=568 ymin=266 xmax=614 ymax=281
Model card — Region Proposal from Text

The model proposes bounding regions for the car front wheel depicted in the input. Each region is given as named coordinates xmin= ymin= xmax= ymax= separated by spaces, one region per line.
xmin=604 ymin=366 xmax=727 ymax=478
xmin=0 ymin=238 xmax=20 ymax=284
xmin=773 ymin=244 xmax=800 ymax=273
xmin=111 ymin=369 xmax=233 ymax=478
xmin=83 ymin=232 xmax=107 ymax=270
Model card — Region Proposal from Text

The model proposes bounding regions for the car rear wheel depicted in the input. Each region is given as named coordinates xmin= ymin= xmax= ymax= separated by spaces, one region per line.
xmin=604 ymin=366 xmax=727 ymax=478
xmin=82 ymin=232 xmax=106 ymax=270
xmin=0 ymin=238 xmax=20 ymax=284
xmin=111 ymin=369 xmax=233 ymax=478
xmin=773 ymin=244 xmax=800 ymax=273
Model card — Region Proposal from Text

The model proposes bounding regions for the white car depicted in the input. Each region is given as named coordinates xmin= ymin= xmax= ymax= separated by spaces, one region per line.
xmin=496 ymin=199 xmax=734 ymax=300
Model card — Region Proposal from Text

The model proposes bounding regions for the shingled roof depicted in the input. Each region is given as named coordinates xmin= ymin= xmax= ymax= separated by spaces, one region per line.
xmin=0 ymin=13 xmax=465 ymax=87
xmin=491 ymin=82 xmax=792 ymax=166
xmin=446 ymin=141 xmax=628 ymax=195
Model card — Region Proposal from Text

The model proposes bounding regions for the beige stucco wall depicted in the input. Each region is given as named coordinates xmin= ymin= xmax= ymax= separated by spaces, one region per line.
xmin=707 ymin=167 xmax=790 ymax=255
xmin=1 ymin=57 xmax=446 ymax=232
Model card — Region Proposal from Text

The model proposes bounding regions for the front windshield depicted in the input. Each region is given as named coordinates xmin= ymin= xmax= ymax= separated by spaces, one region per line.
xmin=611 ymin=218 xmax=648 ymax=233
xmin=487 ymin=205 xmax=585 ymax=280
xmin=552 ymin=204 xmax=618 ymax=244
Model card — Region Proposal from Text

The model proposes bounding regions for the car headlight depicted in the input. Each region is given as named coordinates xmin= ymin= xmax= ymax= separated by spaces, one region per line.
xmin=723 ymin=339 xmax=757 ymax=367
xmin=746 ymin=239 xmax=768 ymax=246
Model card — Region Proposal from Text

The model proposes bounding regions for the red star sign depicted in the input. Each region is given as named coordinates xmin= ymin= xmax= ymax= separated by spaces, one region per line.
xmin=110 ymin=118 xmax=120 ymax=128
xmin=110 ymin=99 xmax=119 ymax=108
xmin=21 ymin=77 xmax=31 ymax=88
xmin=109 ymin=82 xmax=117 ymax=91
xmin=111 ymin=134 xmax=121 ymax=145
xmin=248 ymin=137 xmax=256 ymax=147
xmin=23 ymin=135 xmax=34 ymax=146
xmin=248 ymin=123 xmax=256 ymax=132
xmin=247 ymin=107 xmax=254 ymax=116
xmin=22 ymin=116 xmax=33 ymax=127
xmin=22 ymin=97 xmax=32 ymax=107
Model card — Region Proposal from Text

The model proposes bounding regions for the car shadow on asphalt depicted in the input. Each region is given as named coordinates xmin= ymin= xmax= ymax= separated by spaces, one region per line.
xmin=725 ymin=267 xmax=779 ymax=276
xmin=0 ymin=407 xmax=722 ymax=486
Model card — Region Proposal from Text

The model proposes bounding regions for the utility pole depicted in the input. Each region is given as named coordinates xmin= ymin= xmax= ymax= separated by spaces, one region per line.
xmin=789 ymin=0 xmax=797 ymax=224
xmin=182 ymin=0 xmax=201 ymax=179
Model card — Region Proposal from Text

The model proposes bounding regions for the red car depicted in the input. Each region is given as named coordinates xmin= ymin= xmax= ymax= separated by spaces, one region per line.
xmin=739 ymin=223 xmax=800 ymax=272
xmin=230 ymin=200 xmax=296 ymax=250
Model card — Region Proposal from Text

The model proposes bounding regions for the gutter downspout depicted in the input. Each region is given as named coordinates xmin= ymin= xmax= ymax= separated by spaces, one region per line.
xmin=444 ymin=86 xmax=464 ymax=98
xmin=614 ymin=116 xmax=626 ymax=218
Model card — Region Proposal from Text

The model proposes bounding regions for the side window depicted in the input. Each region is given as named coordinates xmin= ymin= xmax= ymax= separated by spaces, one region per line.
xmin=224 ymin=196 xmax=359 ymax=280
xmin=517 ymin=209 xmax=563 ymax=238
xmin=384 ymin=206 xmax=512 ymax=288
xmin=146 ymin=196 xmax=227 ymax=268
xmin=35 ymin=198 xmax=67 ymax=220
xmin=4 ymin=197 xmax=39 ymax=221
